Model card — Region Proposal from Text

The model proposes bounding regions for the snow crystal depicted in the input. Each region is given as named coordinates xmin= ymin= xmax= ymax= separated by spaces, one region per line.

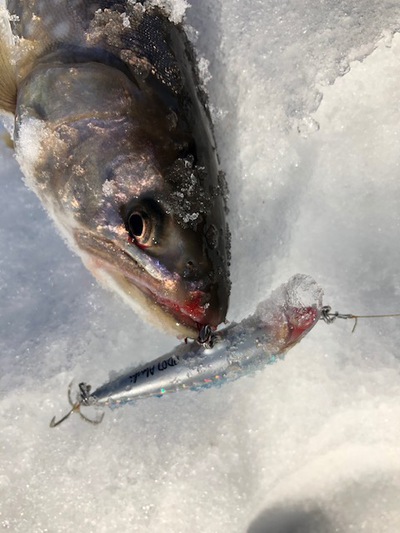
xmin=197 ymin=56 xmax=212 ymax=87
xmin=120 ymin=12 xmax=131 ymax=29
xmin=147 ymin=0 xmax=189 ymax=24
xmin=14 ymin=117 xmax=48 ymax=190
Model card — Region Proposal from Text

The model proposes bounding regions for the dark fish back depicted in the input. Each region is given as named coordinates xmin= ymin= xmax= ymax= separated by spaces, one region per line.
xmin=7 ymin=1 xmax=219 ymax=171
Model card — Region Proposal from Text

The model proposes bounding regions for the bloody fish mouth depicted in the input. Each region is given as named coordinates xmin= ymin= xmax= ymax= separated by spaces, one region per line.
xmin=122 ymin=267 xmax=228 ymax=334
xmin=115 ymin=270 xmax=221 ymax=336
xmin=155 ymin=290 xmax=209 ymax=326
xmin=75 ymin=230 xmax=225 ymax=337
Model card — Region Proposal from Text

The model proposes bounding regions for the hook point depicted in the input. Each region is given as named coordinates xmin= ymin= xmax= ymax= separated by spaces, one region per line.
xmin=50 ymin=381 xmax=104 ymax=428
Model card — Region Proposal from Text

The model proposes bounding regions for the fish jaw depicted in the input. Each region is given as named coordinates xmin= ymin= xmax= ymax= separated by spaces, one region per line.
xmin=75 ymin=229 xmax=228 ymax=338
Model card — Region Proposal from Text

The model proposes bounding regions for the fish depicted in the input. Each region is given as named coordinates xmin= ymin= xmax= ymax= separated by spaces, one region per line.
xmin=0 ymin=0 xmax=230 ymax=338
xmin=50 ymin=274 xmax=323 ymax=426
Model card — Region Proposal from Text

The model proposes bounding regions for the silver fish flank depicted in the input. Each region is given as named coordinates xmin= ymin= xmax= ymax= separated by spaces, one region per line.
xmin=0 ymin=0 xmax=230 ymax=337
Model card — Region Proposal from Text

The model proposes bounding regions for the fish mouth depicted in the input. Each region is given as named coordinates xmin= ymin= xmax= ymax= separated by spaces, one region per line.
xmin=75 ymin=230 xmax=226 ymax=337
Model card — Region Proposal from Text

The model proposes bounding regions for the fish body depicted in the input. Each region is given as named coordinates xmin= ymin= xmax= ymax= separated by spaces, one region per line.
xmin=71 ymin=275 xmax=323 ymax=410
xmin=0 ymin=1 xmax=230 ymax=337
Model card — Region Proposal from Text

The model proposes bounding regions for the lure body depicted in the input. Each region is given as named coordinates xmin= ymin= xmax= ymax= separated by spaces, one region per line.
xmin=0 ymin=1 xmax=230 ymax=337
xmin=78 ymin=275 xmax=323 ymax=408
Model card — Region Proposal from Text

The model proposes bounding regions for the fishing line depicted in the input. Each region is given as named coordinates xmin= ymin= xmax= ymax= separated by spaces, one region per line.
xmin=320 ymin=306 xmax=400 ymax=333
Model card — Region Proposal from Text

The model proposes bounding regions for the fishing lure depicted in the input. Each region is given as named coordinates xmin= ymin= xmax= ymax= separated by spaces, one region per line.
xmin=50 ymin=274 xmax=323 ymax=426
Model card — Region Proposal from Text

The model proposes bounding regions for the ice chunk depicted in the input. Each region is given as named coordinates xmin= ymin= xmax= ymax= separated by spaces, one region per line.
xmin=147 ymin=0 xmax=189 ymax=24
xmin=253 ymin=274 xmax=323 ymax=324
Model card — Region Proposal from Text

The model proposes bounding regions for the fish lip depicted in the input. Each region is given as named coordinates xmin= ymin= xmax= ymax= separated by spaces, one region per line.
xmin=75 ymin=230 xmax=220 ymax=335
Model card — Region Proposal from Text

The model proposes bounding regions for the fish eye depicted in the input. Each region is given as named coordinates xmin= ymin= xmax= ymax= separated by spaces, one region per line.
xmin=128 ymin=211 xmax=150 ymax=243
xmin=122 ymin=198 xmax=163 ymax=248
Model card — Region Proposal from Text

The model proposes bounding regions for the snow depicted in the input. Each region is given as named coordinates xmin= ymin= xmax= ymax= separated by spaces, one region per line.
xmin=14 ymin=118 xmax=48 ymax=187
xmin=1 ymin=1 xmax=400 ymax=531
xmin=147 ymin=0 xmax=189 ymax=24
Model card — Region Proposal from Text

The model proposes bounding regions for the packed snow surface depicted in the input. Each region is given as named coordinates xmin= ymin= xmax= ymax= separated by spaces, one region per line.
xmin=2 ymin=1 xmax=400 ymax=532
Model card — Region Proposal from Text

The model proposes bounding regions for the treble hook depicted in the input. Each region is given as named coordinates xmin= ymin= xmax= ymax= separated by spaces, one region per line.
xmin=49 ymin=381 xmax=104 ymax=428
xmin=197 ymin=324 xmax=216 ymax=348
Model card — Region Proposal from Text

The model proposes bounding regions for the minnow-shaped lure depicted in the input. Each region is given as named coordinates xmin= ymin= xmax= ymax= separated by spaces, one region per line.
xmin=51 ymin=274 xmax=323 ymax=426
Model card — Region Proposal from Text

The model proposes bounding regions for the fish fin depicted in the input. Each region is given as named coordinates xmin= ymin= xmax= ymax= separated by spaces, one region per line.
xmin=0 ymin=38 xmax=17 ymax=114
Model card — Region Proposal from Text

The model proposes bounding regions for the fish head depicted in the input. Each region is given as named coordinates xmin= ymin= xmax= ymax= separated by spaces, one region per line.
xmin=73 ymin=145 xmax=230 ymax=339
xmin=13 ymin=61 xmax=230 ymax=339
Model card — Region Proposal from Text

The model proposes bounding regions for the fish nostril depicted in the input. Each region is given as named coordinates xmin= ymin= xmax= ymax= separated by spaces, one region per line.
xmin=183 ymin=260 xmax=197 ymax=280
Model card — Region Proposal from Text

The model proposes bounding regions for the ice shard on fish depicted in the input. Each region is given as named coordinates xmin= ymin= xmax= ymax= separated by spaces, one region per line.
xmin=0 ymin=0 xmax=230 ymax=337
